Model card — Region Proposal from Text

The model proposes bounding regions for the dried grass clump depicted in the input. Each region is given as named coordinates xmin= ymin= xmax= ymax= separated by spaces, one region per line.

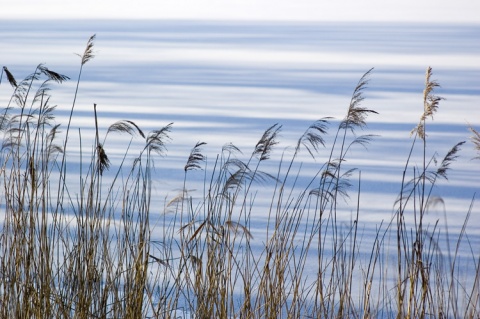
xmin=0 ymin=38 xmax=478 ymax=319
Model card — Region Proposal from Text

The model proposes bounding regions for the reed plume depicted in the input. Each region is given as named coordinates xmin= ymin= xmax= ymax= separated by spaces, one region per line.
xmin=253 ymin=123 xmax=281 ymax=161
xmin=38 ymin=65 xmax=70 ymax=83
xmin=436 ymin=141 xmax=465 ymax=179
xmin=296 ymin=118 xmax=330 ymax=158
xmin=108 ymin=119 xmax=146 ymax=138
xmin=1 ymin=66 xmax=17 ymax=88
xmin=185 ymin=141 xmax=207 ymax=171
xmin=76 ymin=34 xmax=96 ymax=65
xmin=412 ymin=66 xmax=444 ymax=140
xmin=469 ymin=125 xmax=480 ymax=160
xmin=341 ymin=67 xmax=378 ymax=130
xmin=145 ymin=122 xmax=173 ymax=155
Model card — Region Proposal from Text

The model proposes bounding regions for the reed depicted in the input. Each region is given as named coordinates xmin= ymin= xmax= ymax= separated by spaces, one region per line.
xmin=0 ymin=36 xmax=478 ymax=318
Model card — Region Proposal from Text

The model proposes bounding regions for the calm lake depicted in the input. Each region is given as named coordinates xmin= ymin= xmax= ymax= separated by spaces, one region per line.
xmin=1 ymin=19 xmax=479 ymax=314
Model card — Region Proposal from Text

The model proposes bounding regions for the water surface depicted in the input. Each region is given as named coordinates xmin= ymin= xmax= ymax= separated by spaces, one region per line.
xmin=1 ymin=21 xmax=479 ymax=303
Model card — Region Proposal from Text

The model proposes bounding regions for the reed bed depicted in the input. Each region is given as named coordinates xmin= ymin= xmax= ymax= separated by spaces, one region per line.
xmin=0 ymin=36 xmax=478 ymax=319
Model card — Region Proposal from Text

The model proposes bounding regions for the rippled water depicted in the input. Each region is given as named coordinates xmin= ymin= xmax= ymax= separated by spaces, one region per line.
xmin=1 ymin=21 xmax=479 ymax=309
xmin=2 ymin=20 xmax=479 ymax=213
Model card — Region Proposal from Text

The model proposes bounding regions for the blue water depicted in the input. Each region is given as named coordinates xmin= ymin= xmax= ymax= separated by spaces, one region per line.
xmin=1 ymin=17 xmax=479 ymax=234
xmin=1 ymin=19 xmax=479 ymax=316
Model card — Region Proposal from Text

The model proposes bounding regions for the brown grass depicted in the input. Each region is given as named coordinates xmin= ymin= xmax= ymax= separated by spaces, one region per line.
xmin=0 ymin=37 xmax=478 ymax=318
